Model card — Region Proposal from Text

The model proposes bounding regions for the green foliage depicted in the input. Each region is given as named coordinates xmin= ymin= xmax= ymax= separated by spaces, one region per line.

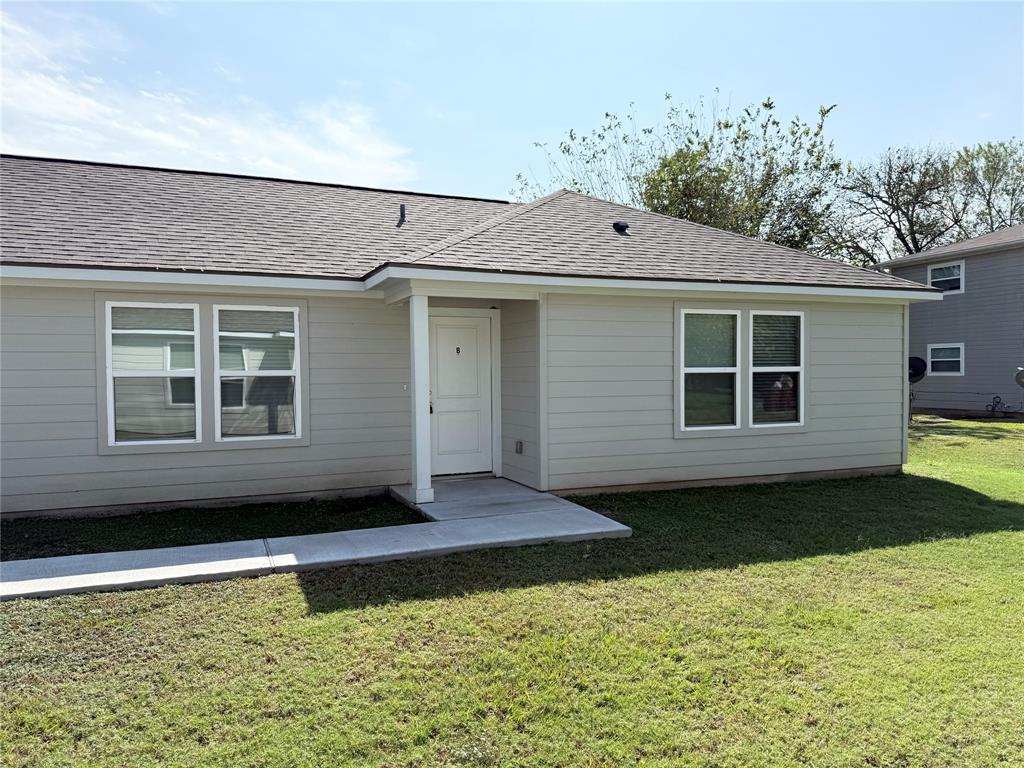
xmin=517 ymin=94 xmax=844 ymax=254
xmin=2 ymin=420 xmax=1022 ymax=767
xmin=518 ymin=96 xmax=1023 ymax=264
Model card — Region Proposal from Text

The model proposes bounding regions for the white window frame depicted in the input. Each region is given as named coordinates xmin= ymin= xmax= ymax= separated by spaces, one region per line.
xmin=213 ymin=304 xmax=302 ymax=442
xmin=927 ymin=259 xmax=965 ymax=295
xmin=749 ymin=310 xmax=805 ymax=429
xmin=678 ymin=309 xmax=741 ymax=431
xmin=105 ymin=300 xmax=201 ymax=447
xmin=927 ymin=342 xmax=965 ymax=377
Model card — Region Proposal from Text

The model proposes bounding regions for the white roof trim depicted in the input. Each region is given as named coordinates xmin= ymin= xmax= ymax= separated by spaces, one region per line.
xmin=366 ymin=266 xmax=942 ymax=301
xmin=1 ymin=263 xmax=941 ymax=302
xmin=0 ymin=265 xmax=372 ymax=294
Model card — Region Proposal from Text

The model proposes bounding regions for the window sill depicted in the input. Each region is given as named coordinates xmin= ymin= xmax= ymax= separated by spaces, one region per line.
xmin=98 ymin=433 xmax=310 ymax=456
xmin=673 ymin=423 xmax=809 ymax=440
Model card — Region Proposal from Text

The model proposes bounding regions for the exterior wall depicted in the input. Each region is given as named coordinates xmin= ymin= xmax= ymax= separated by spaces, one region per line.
xmin=1 ymin=283 xmax=412 ymax=514
xmin=542 ymin=293 xmax=906 ymax=491
xmin=499 ymin=300 xmax=541 ymax=487
xmin=892 ymin=248 xmax=1024 ymax=414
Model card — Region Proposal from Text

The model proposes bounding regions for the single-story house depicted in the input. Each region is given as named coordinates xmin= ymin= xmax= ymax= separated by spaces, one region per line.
xmin=0 ymin=155 xmax=940 ymax=516
xmin=876 ymin=225 xmax=1024 ymax=416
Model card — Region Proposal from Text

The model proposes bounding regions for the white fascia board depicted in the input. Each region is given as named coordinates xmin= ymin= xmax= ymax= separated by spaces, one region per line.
xmin=3 ymin=262 xmax=941 ymax=303
xmin=0 ymin=265 xmax=378 ymax=297
xmin=366 ymin=266 xmax=942 ymax=302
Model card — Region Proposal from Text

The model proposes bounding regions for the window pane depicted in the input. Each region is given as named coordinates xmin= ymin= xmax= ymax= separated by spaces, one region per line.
xmin=684 ymin=313 xmax=736 ymax=368
xmin=221 ymin=377 xmax=244 ymax=408
xmin=113 ymin=377 xmax=196 ymax=442
xmin=752 ymin=372 xmax=800 ymax=424
xmin=684 ymin=372 xmax=735 ymax=427
xmin=930 ymin=265 xmax=960 ymax=280
xmin=168 ymin=377 xmax=195 ymax=405
xmin=931 ymin=346 xmax=961 ymax=360
xmin=931 ymin=277 xmax=961 ymax=292
xmin=931 ymin=360 xmax=961 ymax=373
xmin=168 ymin=343 xmax=194 ymax=370
xmin=219 ymin=309 xmax=295 ymax=371
xmin=752 ymin=315 xmax=800 ymax=367
xmin=112 ymin=306 xmax=194 ymax=332
xmin=111 ymin=307 xmax=195 ymax=371
xmin=220 ymin=376 xmax=295 ymax=437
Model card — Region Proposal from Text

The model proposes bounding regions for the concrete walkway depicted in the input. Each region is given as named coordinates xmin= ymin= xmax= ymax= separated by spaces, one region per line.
xmin=1 ymin=479 xmax=630 ymax=600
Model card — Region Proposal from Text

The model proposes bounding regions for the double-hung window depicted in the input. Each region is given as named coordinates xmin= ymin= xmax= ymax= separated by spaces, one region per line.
xmin=107 ymin=302 xmax=200 ymax=445
xmin=215 ymin=306 xmax=301 ymax=440
xmin=750 ymin=312 xmax=804 ymax=427
xmin=927 ymin=260 xmax=964 ymax=294
xmin=927 ymin=343 xmax=964 ymax=376
xmin=679 ymin=310 xmax=740 ymax=430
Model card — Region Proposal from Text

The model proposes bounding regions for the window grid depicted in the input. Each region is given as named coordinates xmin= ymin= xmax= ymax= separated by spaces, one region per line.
xmin=749 ymin=311 xmax=805 ymax=428
xmin=679 ymin=309 xmax=741 ymax=431
xmin=105 ymin=301 xmax=201 ymax=447
xmin=213 ymin=305 xmax=302 ymax=442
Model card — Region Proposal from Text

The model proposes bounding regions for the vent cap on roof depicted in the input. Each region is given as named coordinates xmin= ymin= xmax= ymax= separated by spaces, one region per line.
xmin=612 ymin=221 xmax=629 ymax=234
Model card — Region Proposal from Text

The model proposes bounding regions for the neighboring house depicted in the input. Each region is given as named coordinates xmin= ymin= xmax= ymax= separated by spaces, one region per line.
xmin=876 ymin=226 xmax=1024 ymax=416
xmin=0 ymin=155 xmax=940 ymax=516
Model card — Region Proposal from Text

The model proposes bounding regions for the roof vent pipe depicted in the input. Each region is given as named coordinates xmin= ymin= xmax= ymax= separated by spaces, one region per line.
xmin=612 ymin=221 xmax=629 ymax=234
xmin=397 ymin=203 xmax=406 ymax=228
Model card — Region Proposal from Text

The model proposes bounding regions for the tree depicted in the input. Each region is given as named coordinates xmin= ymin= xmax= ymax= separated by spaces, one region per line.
xmin=827 ymin=140 xmax=1024 ymax=265
xmin=516 ymin=95 xmax=844 ymax=254
xmin=829 ymin=146 xmax=964 ymax=264
xmin=955 ymin=140 xmax=1024 ymax=235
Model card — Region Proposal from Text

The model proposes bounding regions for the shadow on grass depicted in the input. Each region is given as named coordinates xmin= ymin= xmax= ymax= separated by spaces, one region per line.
xmin=295 ymin=473 xmax=1024 ymax=613
xmin=909 ymin=420 xmax=1022 ymax=443
xmin=0 ymin=495 xmax=421 ymax=561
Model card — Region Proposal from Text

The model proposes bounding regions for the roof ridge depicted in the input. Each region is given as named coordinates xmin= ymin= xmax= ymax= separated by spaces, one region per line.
xmin=559 ymin=189 xmax=931 ymax=290
xmin=0 ymin=153 xmax=511 ymax=205
xmin=405 ymin=189 xmax=570 ymax=263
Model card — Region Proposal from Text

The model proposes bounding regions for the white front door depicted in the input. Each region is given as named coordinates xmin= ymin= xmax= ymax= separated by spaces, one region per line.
xmin=429 ymin=315 xmax=492 ymax=475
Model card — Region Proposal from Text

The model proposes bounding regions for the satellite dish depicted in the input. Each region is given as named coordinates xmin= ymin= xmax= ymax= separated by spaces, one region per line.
xmin=909 ymin=357 xmax=927 ymax=384
xmin=1015 ymin=367 xmax=1024 ymax=389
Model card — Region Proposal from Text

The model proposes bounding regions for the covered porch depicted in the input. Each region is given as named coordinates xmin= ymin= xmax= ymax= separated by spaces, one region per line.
xmin=385 ymin=282 xmax=546 ymax=506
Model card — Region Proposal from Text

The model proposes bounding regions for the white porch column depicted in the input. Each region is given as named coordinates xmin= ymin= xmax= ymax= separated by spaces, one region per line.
xmin=408 ymin=294 xmax=434 ymax=503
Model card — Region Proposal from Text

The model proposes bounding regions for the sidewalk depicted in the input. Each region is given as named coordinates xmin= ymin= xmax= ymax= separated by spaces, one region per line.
xmin=2 ymin=504 xmax=630 ymax=600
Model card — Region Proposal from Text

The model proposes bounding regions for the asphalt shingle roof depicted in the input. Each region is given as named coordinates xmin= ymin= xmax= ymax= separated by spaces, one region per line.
xmin=0 ymin=155 xmax=510 ymax=279
xmin=876 ymin=224 xmax=1024 ymax=268
xmin=397 ymin=189 xmax=931 ymax=291
xmin=1 ymin=155 xmax=932 ymax=293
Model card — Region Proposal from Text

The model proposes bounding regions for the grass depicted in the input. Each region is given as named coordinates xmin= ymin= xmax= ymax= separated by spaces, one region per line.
xmin=1 ymin=495 xmax=421 ymax=561
xmin=1 ymin=418 xmax=1022 ymax=767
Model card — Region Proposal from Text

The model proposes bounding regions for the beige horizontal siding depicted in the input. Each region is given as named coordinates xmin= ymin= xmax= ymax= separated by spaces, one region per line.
xmin=1 ymin=284 xmax=412 ymax=513
xmin=500 ymin=300 xmax=541 ymax=487
xmin=543 ymin=293 xmax=905 ymax=491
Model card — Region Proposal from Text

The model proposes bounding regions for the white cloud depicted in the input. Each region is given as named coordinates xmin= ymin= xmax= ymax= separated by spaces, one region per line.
xmin=0 ymin=11 xmax=417 ymax=187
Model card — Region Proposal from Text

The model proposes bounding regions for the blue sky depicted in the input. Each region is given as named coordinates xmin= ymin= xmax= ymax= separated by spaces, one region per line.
xmin=2 ymin=2 xmax=1021 ymax=199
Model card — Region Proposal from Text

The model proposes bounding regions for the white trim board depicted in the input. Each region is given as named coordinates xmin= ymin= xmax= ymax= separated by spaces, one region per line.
xmin=367 ymin=266 xmax=942 ymax=302
xmin=1 ymin=264 xmax=938 ymax=303
xmin=1 ymin=265 xmax=379 ymax=297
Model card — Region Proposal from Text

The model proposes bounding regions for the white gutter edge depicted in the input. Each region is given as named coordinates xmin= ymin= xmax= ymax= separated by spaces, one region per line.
xmin=0 ymin=265 xmax=371 ymax=293
xmin=365 ymin=265 xmax=943 ymax=301
xmin=0 ymin=263 xmax=941 ymax=302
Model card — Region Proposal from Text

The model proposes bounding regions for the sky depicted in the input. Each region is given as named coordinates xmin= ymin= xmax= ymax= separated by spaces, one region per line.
xmin=1 ymin=2 xmax=1021 ymax=200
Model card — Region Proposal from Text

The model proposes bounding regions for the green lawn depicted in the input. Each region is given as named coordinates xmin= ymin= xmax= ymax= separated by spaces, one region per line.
xmin=2 ymin=418 xmax=1022 ymax=767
